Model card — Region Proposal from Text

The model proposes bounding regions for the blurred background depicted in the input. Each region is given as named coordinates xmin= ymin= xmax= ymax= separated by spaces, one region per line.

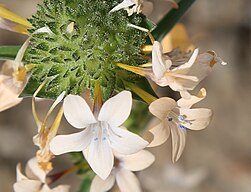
xmin=0 ymin=0 xmax=251 ymax=191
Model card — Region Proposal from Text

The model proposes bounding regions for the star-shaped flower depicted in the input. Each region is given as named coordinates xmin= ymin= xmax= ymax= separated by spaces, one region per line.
xmin=50 ymin=91 xmax=148 ymax=180
xmin=90 ymin=150 xmax=155 ymax=192
xmin=13 ymin=157 xmax=70 ymax=192
xmin=148 ymin=88 xmax=212 ymax=162
xmin=118 ymin=41 xmax=226 ymax=99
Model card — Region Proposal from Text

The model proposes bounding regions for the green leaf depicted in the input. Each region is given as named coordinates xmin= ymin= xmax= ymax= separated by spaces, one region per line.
xmin=0 ymin=46 xmax=20 ymax=60
xmin=152 ymin=0 xmax=196 ymax=41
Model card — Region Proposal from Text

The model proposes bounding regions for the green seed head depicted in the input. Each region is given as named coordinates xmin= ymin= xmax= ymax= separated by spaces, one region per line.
xmin=22 ymin=0 xmax=151 ymax=100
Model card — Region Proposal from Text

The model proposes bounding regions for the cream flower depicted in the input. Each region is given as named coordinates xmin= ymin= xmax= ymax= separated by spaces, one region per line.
xmin=118 ymin=41 xmax=226 ymax=99
xmin=50 ymin=91 xmax=148 ymax=180
xmin=13 ymin=157 xmax=70 ymax=192
xmin=109 ymin=0 xmax=143 ymax=16
xmin=90 ymin=150 xmax=155 ymax=192
xmin=148 ymin=88 xmax=212 ymax=162
xmin=151 ymin=41 xmax=226 ymax=98
xmin=0 ymin=37 xmax=30 ymax=112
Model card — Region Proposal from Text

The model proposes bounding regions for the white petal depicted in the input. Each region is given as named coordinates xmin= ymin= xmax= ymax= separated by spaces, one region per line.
xmin=109 ymin=0 xmax=135 ymax=13
xmin=152 ymin=41 xmax=172 ymax=79
xmin=63 ymin=95 xmax=96 ymax=129
xmin=84 ymin=135 xmax=114 ymax=180
xmin=0 ymin=75 xmax=22 ymax=112
xmin=149 ymin=97 xmax=176 ymax=119
xmin=25 ymin=157 xmax=46 ymax=182
xmin=16 ymin=164 xmax=27 ymax=181
xmin=98 ymin=91 xmax=132 ymax=127
xmin=148 ymin=121 xmax=170 ymax=147
xmin=177 ymin=88 xmax=207 ymax=108
xmin=13 ymin=180 xmax=42 ymax=192
xmin=90 ymin=174 xmax=115 ymax=192
xmin=50 ymin=129 xmax=92 ymax=155
xmin=122 ymin=150 xmax=155 ymax=171
xmin=116 ymin=169 xmax=142 ymax=192
xmin=110 ymin=127 xmax=148 ymax=155
xmin=176 ymin=48 xmax=199 ymax=70
xmin=180 ymin=108 xmax=213 ymax=130
xmin=167 ymin=73 xmax=199 ymax=93
xmin=170 ymin=123 xmax=187 ymax=162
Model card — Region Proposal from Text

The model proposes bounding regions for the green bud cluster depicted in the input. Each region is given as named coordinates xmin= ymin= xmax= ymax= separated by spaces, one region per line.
xmin=22 ymin=0 xmax=150 ymax=100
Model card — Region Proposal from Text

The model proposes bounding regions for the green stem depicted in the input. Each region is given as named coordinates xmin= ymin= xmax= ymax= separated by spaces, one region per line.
xmin=152 ymin=0 xmax=196 ymax=41
xmin=0 ymin=46 xmax=20 ymax=60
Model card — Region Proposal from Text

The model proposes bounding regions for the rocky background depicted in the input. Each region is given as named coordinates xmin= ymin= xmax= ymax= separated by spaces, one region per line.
xmin=0 ymin=0 xmax=251 ymax=191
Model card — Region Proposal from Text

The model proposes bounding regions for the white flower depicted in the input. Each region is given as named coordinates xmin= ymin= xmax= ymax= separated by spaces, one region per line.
xmin=13 ymin=157 xmax=70 ymax=192
xmin=90 ymin=150 xmax=155 ymax=192
xmin=118 ymin=41 xmax=226 ymax=99
xmin=50 ymin=91 xmax=148 ymax=180
xmin=0 ymin=37 xmax=30 ymax=112
xmin=151 ymin=41 xmax=226 ymax=98
xmin=148 ymin=88 xmax=212 ymax=162
xmin=109 ymin=0 xmax=143 ymax=16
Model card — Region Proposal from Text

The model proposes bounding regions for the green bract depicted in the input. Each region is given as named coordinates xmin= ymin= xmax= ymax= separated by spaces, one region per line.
xmin=22 ymin=0 xmax=151 ymax=100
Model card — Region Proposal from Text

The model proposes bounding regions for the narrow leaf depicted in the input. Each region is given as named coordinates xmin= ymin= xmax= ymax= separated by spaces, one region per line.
xmin=0 ymin=46 xmax=20 ymax=60
xmin=152 ymin=0 xmax=196 ymax=41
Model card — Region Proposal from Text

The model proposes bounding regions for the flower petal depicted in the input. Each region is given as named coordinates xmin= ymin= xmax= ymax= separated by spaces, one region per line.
xmin=175 ymin=48 xmax=199 ymax=70
xmin=152 ymin=41 xmax=172 ymax=79
xmin=50 ymin=129 xmax=92 ymax=155
xmin=84 ymin=136 xmax=114 ymax=180
xmin=122 ymin=150 xmax=155 ymax=171
xmin=149 ymin=97 xmax=176 ymax=119
xmin=170 ymin=123 xmax=187 ymax=162
xmin=116 ymin=169 xmax=142 ymax=192
xmin=98 ymin=91 xmax=132 ymax=127
xmin=180 ymin=108 xmax=213 ymax=130
xmin=90 ymin=174 xmax=115 ymax=192
xmin=148 ymin=121 xmax=170 ymax=147
xmin=13 ymin=180 xmax=42 ymax=192
xmin=25 ymin=157 xmax=46 ymax=182
xmin=109 ymin=0 xmax=135 ymax=13
xmin=0 ymin=75 xmax=22 ymax=112
xmin=16 ymin=164 xmax=27 ymax=181
xmin=63 ymin=95 xmax=96 ymax=129
xmin=177 ymin=88 xmax=207 ymax=108
xmin=110 ymin=126 xmax=148 ymax=155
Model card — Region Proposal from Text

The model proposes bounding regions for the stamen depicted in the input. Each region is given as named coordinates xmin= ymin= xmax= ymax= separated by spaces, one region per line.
xmin=168 ymin=111 xmax=190 ymax=129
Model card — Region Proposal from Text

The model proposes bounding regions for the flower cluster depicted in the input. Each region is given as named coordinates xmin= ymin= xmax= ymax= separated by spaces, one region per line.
xmin=0 ymin=0 xmax=226 ymax=191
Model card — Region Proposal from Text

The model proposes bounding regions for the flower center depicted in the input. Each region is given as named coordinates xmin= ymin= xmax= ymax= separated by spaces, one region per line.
xmin=167 ymin=110 xmax=191 ymax=129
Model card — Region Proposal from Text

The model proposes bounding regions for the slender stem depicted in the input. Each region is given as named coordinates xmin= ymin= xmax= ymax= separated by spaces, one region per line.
xmin=152 ymin=0 xmax=196 ymax=41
